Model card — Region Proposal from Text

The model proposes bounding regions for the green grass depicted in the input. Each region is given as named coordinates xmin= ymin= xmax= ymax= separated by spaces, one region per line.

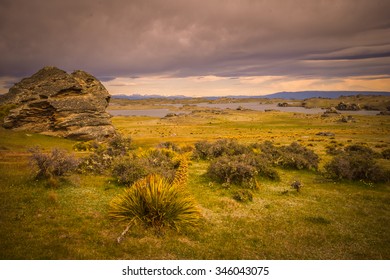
xmin=1 ymin=108 xmax=389 ymax=259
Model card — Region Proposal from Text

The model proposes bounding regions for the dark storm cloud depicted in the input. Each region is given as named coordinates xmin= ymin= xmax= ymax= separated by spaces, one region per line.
xmin=1 ymin=0 xmax=390 ymax=79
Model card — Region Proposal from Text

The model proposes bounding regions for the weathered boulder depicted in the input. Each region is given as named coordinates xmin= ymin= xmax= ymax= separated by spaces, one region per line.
xmin=321 ymin=107 xmax=339 ymax=117
xmin=0 ymin=66 xmax=116 ymax=140
xmin=316 ymin=131 xmax=335 ymax=136
xmin=336 ymin=102 xmax=360 ymax=111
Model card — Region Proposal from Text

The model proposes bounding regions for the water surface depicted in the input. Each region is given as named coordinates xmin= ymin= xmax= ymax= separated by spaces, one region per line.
xmin=108 ymin=102 xmax=380 ymax=117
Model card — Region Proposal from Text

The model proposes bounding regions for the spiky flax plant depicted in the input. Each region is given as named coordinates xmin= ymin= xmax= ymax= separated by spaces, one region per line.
xmin=109 ymin=158 xmax=201 ymax=242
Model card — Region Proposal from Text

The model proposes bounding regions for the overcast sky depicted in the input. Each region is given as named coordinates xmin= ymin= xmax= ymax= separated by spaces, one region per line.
xmin=1 ymin=0 xmax=390 ymax=96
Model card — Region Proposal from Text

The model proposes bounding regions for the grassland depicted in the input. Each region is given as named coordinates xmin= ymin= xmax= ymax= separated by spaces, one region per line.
xmin=0 ymin=104 xmax=389 ymax=259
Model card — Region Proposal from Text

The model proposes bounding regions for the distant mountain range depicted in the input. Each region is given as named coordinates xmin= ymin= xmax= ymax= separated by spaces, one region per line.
xmin=112 ymin=91 xmax=390 ymax=100
xmin=112 ymin=94 xmax=190 ymax=100
xmin=261 ymin=91 xmax=390 ymax=99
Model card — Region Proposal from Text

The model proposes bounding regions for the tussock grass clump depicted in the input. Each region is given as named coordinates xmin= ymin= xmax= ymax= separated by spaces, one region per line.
xmin=109 ymin=157 xmax=200 ymax=242
xmin=109 ymin=175 xmax=200 ymax=234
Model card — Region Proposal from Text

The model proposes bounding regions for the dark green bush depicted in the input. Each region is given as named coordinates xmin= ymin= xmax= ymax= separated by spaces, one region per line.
xmin=29 ymin=146 xmax=79 ymax=178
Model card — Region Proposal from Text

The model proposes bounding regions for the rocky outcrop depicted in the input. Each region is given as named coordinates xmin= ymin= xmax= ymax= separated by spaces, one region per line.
xmin=321 ymin=107 xmax=339 ymax=117
xmin=1 ymin=66 xmax=116 ymax=140
xmin=336 ymin=102 xmax=360 ymax=111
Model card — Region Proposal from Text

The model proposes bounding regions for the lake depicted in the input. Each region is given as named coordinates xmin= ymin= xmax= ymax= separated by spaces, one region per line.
xmin=108 ymin=102 xmax=380 ymax=117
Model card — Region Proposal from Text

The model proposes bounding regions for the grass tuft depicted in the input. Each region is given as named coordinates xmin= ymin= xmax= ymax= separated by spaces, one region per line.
xmin=109 ymin=174 xmax=201 ymax=240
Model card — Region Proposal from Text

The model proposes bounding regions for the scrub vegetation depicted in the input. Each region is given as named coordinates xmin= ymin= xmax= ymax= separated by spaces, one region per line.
xmin=1 ymin=98 xmax=389 ymax=260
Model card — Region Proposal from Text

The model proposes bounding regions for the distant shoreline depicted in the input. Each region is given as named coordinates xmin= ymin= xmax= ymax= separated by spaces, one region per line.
xmin=112 ymin=91 xmax=390 ymax=101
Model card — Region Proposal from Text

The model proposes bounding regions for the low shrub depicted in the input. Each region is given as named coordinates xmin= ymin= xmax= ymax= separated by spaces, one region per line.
xmin=277 ymin=142 xmax=319 ymax=170
xmin=325 ymin=145 xmax=344 ymax=155
xmin=78 ymin=146 xmax=114 ymax=174
xmin=382 ymin=148 xmax=390 ymax=160
xmin=193 ymin=139 xmax=249 ymax=160
xmin=250 ymin=155 xmax=281 ymax=181
xmin=29 ymin=146 xmax=79 ymax=178
xmin=256 ymin=140 xmax=280 ymax=161
xmin=291 ymin=180 xmax=302 ymax=192
xmin=157 ymin=141 xmax=181 ymax=153
xmin=344 ymin=144 xmax=380 ymax=158
xmin=106 ymin=134 xmax=132 ymax=157
xmin=207 ymin=155 xmax=257 ymax=184
xmin=232 ymin=189 xmax=253 ymax=202
xmin=255 ymin=141 xmax=319 ymax=170
xmin=325 ymin=146 xmax=390 ymax=182
xmin=111 ymin=148 xmax=180 ymax=186
xmin=77 ymin=134 xmax=132 ymax=175
xmin=193 ymin=140 xmax=212 ymax=160
xmin=207 ymin=154 xmax=279 ymax=185
xmin=141 ymin=148 xmax=179 ymax=181
xmin=111 ymin=157 xmax=148 ymax=185
xmin=73 ymin=140 xmax=101 ymax=151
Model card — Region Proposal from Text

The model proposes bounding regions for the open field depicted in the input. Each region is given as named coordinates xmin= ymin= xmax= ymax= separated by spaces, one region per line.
xmin=1 ymin=106 xmax=389 ymax=259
